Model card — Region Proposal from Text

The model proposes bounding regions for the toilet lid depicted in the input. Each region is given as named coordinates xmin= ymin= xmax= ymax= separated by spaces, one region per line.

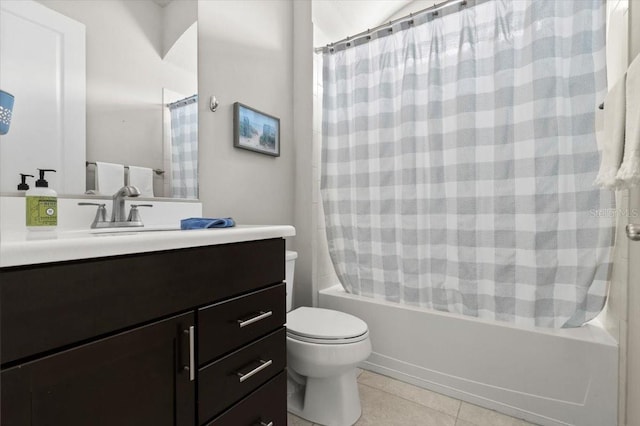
xmin=286 ymin=307 xmax=368 ymax=341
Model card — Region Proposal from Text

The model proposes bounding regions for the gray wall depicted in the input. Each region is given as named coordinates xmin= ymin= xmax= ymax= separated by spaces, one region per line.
xmin=198 ymin=0 xmax=316 ymax=309
xmin=197 ymin=0 xmax=295 ymax=226
xmin=626 ymin=2 xmax=640 ymax=425
xmin=631 ymin=1 xmax=639 ymax=60
xmin=292 ymin=0 xmax=315 ymax=308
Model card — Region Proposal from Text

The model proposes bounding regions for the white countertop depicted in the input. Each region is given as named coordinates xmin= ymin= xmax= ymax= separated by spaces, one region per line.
xmin=0 ymin=225 xmax=296 ymax=268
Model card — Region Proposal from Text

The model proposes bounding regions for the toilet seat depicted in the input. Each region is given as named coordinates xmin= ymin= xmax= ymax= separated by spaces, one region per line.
xmin=287 ymin=329 xmax=369 ymax=344
xmin=286 ymin=307 xmax=369 ymax=344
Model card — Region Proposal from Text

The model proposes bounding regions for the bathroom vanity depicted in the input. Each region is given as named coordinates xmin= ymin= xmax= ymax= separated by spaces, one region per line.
xmin=0 ymin=225 xmax=294 ymax=425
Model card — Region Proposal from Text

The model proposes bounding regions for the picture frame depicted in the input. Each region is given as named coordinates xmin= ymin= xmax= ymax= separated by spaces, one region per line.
xmin=233 ymin=102 xmax=280 ymax=157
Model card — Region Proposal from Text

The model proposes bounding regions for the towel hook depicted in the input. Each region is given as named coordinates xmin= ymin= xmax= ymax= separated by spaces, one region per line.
xmin=210 ymin=95 xmax=219 ymax=112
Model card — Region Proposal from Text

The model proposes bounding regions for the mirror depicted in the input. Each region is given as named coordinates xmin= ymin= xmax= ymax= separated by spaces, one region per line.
xmin=0 ymin=0 xmax=198 ymax=199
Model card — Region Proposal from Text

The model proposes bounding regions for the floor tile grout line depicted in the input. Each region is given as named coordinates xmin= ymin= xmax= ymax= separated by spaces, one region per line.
xmin=358 ymin=371 xmax=463 ymax=419
xmin=355 ymin=371 xmax=532 ymax=426
xmin=360 ymin=371 xmax=533 ymax=426
xmin=358 ymin=382 xmax=459 ymax=422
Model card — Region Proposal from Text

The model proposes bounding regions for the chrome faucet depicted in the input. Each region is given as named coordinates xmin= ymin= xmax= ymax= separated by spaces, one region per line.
xmin=79 ymin=185 xmax=152 ymax=229
xmin=111 ymin=185 xmax=141 ymax=223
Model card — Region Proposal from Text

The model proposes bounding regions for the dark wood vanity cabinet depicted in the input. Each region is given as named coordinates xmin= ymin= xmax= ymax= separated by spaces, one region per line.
xmin=2 ymin=312 xmax=195 ymax=426
xmin=0 ymin=238 xmax=287 ymax=426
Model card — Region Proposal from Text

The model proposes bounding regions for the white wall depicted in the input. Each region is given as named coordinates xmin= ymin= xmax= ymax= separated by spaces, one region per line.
xmin=162 ymin=0 xmax=197 ymax=62
xmin=625 ymin=2 xmax=640 ymax=425
xmin=312 ymin=0 xmax=412 ymax=47
xmin=605 ymin=1 xmax=640 ymax=424
xmin=628 ymin=186 xmax=640 ymax=426
xmin=0 ymin=0 xmax=85 ymax=194
xmin=38 ymin=0 xmax=197 ymax=179
xmin=599 ymin=2 xmax=629 ymax=425
xmin=197 ymin=0 xmax=295 ymax=227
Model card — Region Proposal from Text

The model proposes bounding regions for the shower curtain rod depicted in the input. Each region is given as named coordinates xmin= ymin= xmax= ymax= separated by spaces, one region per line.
xmin=314 ymin=0 xmax=467 ymax=54
xmin=167 ymin=94 xmax=197 ymax=109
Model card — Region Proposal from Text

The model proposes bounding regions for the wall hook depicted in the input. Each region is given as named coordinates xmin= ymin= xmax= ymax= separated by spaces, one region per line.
xmin=209 ymin=95 xmax=219 ymax=112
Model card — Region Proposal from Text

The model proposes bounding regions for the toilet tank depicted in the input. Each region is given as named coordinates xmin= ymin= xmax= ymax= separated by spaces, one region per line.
xmin=286 ymin=251 xmax=298 ymax=311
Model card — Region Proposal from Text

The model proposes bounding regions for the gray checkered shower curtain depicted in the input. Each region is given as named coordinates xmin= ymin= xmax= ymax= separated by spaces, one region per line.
xmin=321 ymin=0 xmax=614 ymax=328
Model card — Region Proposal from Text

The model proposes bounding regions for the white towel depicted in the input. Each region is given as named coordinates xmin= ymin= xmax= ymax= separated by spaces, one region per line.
xmin=616 ymin=54 xmax=640 ymax=187
xmin=128 ymin=166 xmax=154 ymax=197
xmin=95 ymin=161 xmax=125 ymax=195
xmin=606 ymin=2 xmax=628 ymax=89
xmin=594 ymin=77 xmax=626 ymax=189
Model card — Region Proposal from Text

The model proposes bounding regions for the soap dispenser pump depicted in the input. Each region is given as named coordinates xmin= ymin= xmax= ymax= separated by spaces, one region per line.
xmin=25 ymin=168 xmax=58 ymax=231
xmin=17 ymin=173 xmax=34 ymax=190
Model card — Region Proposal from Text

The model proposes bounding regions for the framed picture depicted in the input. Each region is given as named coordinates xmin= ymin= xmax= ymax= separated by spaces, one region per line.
xmin=233 ymin=102 xmax=280 ymax=157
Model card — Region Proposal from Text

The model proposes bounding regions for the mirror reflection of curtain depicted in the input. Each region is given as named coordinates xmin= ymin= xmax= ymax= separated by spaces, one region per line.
xmin=168 ymin=95 xmax=198 ymax=198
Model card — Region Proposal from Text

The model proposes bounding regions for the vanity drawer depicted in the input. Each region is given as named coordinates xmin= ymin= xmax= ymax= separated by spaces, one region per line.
xmin=204 ymin=371 xmax=286 ymax=426
xmin=1 ymin=238 xmax=284 ymax=365
xmin=198 ymin=284 xmax=285 ymax=365
xmin=198 ymin=328 xmax=286 ymax=423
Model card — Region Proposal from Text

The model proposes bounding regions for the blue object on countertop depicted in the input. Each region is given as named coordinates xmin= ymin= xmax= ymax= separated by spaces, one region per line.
xmin=180 ymin=217 xmax=235 ymax=230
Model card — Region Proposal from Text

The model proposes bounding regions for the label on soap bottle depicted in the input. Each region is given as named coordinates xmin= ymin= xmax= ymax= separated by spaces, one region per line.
xmin=26 ymin=196 xmax=57 ymax=226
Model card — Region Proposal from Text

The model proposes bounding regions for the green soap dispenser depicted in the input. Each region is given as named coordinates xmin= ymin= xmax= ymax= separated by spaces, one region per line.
xmin=26 ymin=169 xmax=57 ymax=231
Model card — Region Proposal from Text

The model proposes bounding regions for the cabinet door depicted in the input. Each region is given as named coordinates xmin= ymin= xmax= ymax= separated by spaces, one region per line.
xmin=1 ymin=312 xmax=195 ymax=426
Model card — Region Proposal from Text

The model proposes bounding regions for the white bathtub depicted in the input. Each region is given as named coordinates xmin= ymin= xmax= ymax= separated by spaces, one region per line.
xmin=319 ymin=285 xmax=618 ymax=426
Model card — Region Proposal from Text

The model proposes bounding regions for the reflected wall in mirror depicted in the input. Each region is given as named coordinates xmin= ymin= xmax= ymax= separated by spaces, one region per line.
xmin=0 ymin=0 xmax=198 ymax=198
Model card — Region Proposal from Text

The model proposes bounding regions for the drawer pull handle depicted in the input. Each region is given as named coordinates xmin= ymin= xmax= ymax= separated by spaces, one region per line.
xmin=237 ymin=359 xmax=272 ymax=383
xmin=237 ymin=311 xmax=273 ymax=328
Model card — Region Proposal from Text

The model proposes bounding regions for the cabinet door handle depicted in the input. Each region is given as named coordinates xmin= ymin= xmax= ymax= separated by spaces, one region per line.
xmin=183 ymin=326 xmax=195 ymax=381
xmin=237 ymin=311 xmax=272 ymax=328
xmin=236 ymin=359 xmax=272 ymax=383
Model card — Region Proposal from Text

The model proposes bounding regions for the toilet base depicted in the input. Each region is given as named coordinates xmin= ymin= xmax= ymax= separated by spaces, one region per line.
xmin=287 ymin=368 xmax=362 ymax=426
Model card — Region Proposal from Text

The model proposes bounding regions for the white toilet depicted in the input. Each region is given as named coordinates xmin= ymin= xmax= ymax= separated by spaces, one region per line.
xmin=285 ymin=251 xmax=372 ymax=426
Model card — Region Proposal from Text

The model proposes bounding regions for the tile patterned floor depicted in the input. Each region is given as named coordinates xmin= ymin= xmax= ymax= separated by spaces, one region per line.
xmin=287 ymin=370 xmax=538 ymax=426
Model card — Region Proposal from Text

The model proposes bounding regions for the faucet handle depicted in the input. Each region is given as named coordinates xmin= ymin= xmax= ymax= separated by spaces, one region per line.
xmin=127 ymin=204 xmax=153 ymax=222
xmin=78 ymin=202 xmax=107 ymax=228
